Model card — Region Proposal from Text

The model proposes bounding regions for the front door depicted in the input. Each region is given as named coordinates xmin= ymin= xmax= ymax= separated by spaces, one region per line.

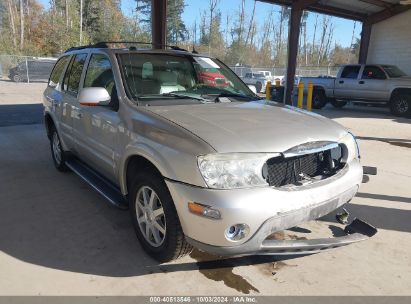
xmin=334 ymin=65 xmax=361 ymax=100
xmin=73 ymin=53 xmax=120 ymax=183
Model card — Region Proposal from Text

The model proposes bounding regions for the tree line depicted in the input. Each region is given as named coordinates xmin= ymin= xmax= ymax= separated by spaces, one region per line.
xmin=0 ymin=0 xmax=359 ymax=67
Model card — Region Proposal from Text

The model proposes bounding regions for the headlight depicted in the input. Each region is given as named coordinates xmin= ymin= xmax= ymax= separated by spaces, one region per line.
xmin=340 ymin=132 xmax=360 ymax=162
xmin=197 ymin=153 xmax=276 ymax=189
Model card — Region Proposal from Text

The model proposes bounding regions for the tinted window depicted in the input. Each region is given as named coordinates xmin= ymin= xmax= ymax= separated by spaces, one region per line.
xmin=341 ymin=66 xmax=361 ymax=79
xmin=63 ymin=53 xmax=87 ymax=94
xmin=49 ymin=56 xmax=69 ymax=87
xmin=382 ymin=65 xmax=407 ymax=78
xmin=362 ymin=66 xmax=386 ymax=80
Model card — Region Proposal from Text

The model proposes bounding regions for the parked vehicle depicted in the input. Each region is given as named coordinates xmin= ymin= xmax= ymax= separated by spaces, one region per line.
xmin=300 ymin=64 xmax=411 ymax=117
xmin=197 ymin=67 xmax=229 ymax=87
xmin=43 ymin=43 xmax=376 ymax=262
xmin=240 ymin=72 xmax=267 ymax=93
xmin=9 ymin=59 xmax=56 ymax=82
xmin=257 ymin=70 xmax=275 ymax=81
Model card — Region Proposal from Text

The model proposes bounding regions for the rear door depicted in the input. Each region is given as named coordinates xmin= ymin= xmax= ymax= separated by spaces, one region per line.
xmin=60 ymin=53 xmax=88 ymax=152
xmin=73 ymin=53 xmax=120 ymax=182
xmin=357 ymin=65 xmax=390 ymax=101
xmin=44 ymin=55 xmax=71 ymax=147
xmin=334 ymin=65 xmax=361 ymax=99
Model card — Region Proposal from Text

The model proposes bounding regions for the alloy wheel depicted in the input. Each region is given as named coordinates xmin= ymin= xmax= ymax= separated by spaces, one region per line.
xmin=52 ymin=132 xmax=62 ymax=165
xmin=135 ymin=186 xmax=166 ymax=247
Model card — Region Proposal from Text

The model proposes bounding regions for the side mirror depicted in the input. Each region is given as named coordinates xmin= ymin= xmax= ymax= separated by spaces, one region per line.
xmin=78 ymin=87 xmax=111 ymax=106
xmin=248 ymin=85 xmax=257 ymax=94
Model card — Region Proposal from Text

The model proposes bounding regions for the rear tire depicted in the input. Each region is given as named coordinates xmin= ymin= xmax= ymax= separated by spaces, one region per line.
xmin=50 ymin=126 xmax=69 ymax=172
xmin=330 ymin=99 xmax=347 ymax=108
xmin=312 ymin=89 xmax=327 ymax=109
xmin=390 ymin=93 xmax=411 ymax=117
xmin=129 ymin=171 xmax=192 ymax=262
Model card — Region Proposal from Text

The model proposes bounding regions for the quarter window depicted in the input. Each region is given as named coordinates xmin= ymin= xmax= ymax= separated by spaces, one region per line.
xmin=48 ymin=56 xmax=69 ymax=88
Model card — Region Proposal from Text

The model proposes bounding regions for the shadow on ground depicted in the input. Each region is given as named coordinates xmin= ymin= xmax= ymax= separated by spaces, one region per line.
xmin=315 ymin=103 xmax=410 ymax=124
xmin=0 ymin=124 xmax=301 ymax=280
xmin=0 ymin=103 xmax=43 ymax=127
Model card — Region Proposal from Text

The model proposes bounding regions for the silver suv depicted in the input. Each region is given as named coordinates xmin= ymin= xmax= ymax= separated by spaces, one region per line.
xmin=43 ymin=43 xmax=376 ymax=262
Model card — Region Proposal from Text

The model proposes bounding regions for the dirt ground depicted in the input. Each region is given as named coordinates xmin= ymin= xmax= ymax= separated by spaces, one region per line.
xmin=0 ymin=81 xmax=410 ymax=295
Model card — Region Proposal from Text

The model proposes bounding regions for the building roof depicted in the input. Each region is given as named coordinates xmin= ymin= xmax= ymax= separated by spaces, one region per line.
xmin=259 ymin=0 xmax=411 ymax=22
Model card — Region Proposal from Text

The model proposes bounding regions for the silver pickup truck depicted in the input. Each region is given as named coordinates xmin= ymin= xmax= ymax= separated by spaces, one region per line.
xmin=43 ymin=44 xmax=376 ymax=262
xmin=301 ymin=64 xmax=411 ymax=117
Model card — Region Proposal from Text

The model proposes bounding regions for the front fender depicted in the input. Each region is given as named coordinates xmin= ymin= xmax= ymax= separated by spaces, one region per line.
xmin=119 ymin=141 xmax=209 ymax=195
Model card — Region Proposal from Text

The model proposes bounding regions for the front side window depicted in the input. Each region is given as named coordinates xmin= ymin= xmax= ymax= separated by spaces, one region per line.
xmin=118 ymin=53 xmax=255 ymax=103
xmin=49 ymin=56 xmax=69 ymax=88
xmin=63 ymin=53 xmax=87 ymax=95
xmin=341 ymin=66 xmax=361 ymax=79
xmin=84 ymin=54 xmax=115 ymax=94
xmin=362 ymin=66 xmax=386 ymax=80
xmin=84 ymin=53 xmax=118 ymax=110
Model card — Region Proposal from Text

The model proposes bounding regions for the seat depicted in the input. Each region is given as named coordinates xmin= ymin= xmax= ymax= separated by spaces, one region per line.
xmin=158 ymin=71 xmax=185 ymax=94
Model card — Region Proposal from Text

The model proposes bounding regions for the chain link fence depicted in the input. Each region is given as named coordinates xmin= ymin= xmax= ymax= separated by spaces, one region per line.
xmin=230 ymin=65 xmax=340 ymax=78
xmin=0 ymin=55 xmax=58 ymax=83
xmin=1 ymin=54 xmax=339 ymax=84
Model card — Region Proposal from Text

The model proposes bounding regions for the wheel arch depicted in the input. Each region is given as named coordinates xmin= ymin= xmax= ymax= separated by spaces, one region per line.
xmin=44 ymin=112 xmax=55 ymax=139
xmin=313 ymin=85 xmax=326 ymax=93
xmin=390 ymin=88 xmax=411 ymax=101
xmin=122 ymin=153 xmax=165 ymax=196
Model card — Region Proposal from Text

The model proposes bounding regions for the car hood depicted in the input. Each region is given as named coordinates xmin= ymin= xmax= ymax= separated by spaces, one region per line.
xmin=147 ymin=100 xmax=348 ymax=153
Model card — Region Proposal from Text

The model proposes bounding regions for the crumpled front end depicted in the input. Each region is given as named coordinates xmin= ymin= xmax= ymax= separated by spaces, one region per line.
xmin=166 ymin=156 xmax=377 ymax=256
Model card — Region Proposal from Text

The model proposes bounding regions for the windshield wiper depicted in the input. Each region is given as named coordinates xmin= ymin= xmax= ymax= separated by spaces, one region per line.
xmin=210 ymin=92 xmax=259 ymax=102
xmin=161 ymin=92 xmax=209 ymax=102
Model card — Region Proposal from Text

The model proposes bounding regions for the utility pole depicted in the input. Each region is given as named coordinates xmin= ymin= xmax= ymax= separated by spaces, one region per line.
xmin=79 ymin=0 xmax=83 ymax=45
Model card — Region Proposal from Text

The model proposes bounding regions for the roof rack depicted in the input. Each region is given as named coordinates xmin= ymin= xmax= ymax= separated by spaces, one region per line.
xmin=64 ymin=41 xmax=189 ymax=53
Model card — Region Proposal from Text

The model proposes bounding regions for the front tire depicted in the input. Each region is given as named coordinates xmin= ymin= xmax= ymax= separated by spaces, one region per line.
xmin=50 ymin=126 xmax=69 ymax=172
xmin=129 ymin=171 xmax=192 ymax=262
xmin=390 ymin=93 xmax=411 ymax=117
xmin=312 ymin=89 xmax=327 ymax=109
xmin=12 ymin=74 xmax=22 ymax=82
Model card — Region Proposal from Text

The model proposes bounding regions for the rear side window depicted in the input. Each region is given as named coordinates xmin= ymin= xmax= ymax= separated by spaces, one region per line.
xmin=340 ymin=66 xmax=361 ymax=79
xmin=362 ymin=66 xmax=386 ymax=80
xmin=49 ymin=56 xmax=69 ymax=88
xmin=63 ymin=53 xmax=88 ymax=94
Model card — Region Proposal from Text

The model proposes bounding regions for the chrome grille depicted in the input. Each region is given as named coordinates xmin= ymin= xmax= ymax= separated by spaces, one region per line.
xmin=265 ymin=145 xmax=344 ymax=187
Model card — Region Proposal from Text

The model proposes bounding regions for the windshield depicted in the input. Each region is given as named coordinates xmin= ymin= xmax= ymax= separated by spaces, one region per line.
xmin=382 ymin=65 xmax=407 ymax=78
xmin=117 ymin=53 xmax=256 ymax=103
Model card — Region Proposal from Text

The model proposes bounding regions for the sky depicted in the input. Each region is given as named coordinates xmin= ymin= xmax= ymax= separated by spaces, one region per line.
xmin=39 ymin=0 xmax=361 ymax=47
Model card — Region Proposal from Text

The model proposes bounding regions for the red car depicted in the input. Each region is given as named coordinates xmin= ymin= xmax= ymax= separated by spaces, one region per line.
xmin=197 ymin=68 xmax=229 ymax=87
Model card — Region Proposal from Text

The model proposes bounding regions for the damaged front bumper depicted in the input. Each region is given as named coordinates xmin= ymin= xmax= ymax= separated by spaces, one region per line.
xmin=187 ymin=218 xmax=377 ymax=256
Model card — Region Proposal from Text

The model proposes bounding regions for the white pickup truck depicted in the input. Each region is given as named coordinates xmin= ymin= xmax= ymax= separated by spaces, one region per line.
xmin=300 ymin=64 xmax=411 ymax=117
xmin=240 ymin=72 xmax=267 ymax=93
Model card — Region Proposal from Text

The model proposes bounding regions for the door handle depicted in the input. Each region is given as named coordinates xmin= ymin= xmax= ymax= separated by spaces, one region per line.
xmin=339 ymin=80 xmax=344 ymax=84
xmin=359 ymin=80 xmax=365 ymax=84
xmin=78 ymin=112 xmax=83 ymax=118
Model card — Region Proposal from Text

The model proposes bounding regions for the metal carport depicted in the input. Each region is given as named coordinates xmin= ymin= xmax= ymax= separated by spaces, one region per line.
xmin=150 ymin=0 xmax=410 ymax=104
